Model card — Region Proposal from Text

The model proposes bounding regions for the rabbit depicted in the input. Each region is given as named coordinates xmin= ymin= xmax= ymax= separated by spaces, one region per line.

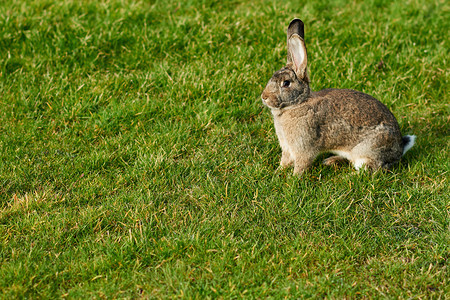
xmin=261 ymin=18 xmax=416 ymax=175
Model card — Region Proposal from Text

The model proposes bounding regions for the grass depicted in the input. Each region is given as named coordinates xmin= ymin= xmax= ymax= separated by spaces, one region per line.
xmin=0 ymin=0 xmax=448 ymax=298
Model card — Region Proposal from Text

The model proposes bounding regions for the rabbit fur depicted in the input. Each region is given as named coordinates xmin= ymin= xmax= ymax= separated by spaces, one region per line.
xmin=261 ymin=19 xmax=416 ymax=175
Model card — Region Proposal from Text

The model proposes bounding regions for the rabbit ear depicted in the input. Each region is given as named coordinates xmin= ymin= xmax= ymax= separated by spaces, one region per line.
xmin=287 ymin=18 xmax=305 ymax=40
xmin=288 ymin=35 xmax=308 ymax=79
xmin=287 ymin=19 xmax=308 ymax=80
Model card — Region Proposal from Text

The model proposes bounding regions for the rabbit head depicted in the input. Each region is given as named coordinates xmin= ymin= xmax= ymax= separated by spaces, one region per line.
xmin=262 ymin=19 xmax=310 ymax=109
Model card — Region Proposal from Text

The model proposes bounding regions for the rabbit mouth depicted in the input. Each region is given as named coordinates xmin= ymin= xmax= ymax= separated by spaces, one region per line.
xmin=262 ymin=97 xmax=290 ymax=110
xmin=261 ymin=97 xmax=279 ymax=109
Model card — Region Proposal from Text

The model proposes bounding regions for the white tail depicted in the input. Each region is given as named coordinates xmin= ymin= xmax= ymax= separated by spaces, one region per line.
xmin=402 ymin=135 xmax=416 ymax=155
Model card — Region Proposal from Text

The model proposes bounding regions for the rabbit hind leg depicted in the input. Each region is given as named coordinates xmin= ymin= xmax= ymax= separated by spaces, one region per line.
xmin=350 ymin=143 xmax=399 ymax=171
xmin=323 ymin=155 xmax=347 ymax=166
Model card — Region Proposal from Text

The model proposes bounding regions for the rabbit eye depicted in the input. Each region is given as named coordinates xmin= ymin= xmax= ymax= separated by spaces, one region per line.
xmin=282 ymin=80 xmax=291 ymax=87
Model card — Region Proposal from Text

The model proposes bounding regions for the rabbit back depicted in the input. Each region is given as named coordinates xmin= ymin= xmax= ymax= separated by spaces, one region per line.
xmin=311 ymin=88 xmax=402 ymax=149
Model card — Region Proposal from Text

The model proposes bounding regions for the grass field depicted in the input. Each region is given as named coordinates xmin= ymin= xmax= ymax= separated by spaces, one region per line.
xmin=0 ymin=0 xmax=448 ymax=298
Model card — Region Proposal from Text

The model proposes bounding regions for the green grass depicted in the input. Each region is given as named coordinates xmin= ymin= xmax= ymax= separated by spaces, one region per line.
xmin=0 ymin=0 xmax=448 ymax=298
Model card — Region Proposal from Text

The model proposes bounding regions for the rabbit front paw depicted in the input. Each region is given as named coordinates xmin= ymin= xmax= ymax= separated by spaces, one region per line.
xmin=280 ymin=151 xmax=294 ymax=168
xmin=292 ymin=156 xmax=314 ymax=176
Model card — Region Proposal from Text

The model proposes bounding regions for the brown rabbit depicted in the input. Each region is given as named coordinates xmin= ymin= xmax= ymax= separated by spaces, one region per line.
xmin=261 ymin=18 xmax=415 ymax=175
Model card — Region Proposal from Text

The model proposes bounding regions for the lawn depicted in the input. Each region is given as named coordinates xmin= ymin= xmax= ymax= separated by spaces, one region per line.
xmin=0 ymin=0 xmax=448 ymax=298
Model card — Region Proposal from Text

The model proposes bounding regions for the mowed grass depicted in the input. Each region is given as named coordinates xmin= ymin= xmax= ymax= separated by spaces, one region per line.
xmin=0 ymin=0 xmax=448 ymax=298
